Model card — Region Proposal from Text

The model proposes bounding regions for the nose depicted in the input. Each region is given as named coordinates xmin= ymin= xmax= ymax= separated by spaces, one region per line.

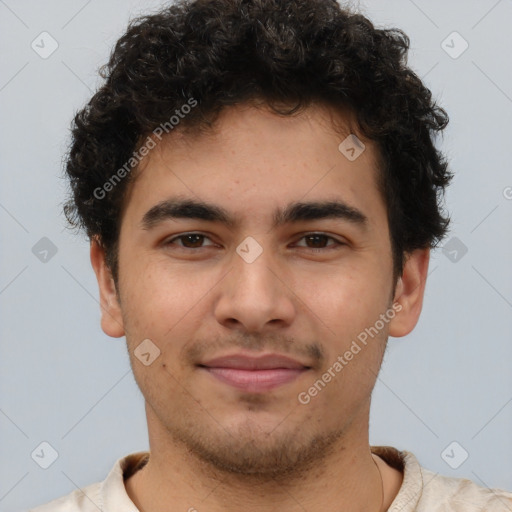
xmin=213 ymin=243 xmax=296 ymax=333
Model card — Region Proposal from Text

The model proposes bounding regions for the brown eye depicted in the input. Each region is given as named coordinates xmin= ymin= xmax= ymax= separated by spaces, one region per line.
xmin=166 ymin=233 xmax=215 ymax=249
xmin=294 ymin=233 xmax=343 ymax=250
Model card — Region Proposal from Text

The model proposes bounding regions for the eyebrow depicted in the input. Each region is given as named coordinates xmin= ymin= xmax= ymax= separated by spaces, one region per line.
xmin=140 ymin=197 xmax=368 ymax=231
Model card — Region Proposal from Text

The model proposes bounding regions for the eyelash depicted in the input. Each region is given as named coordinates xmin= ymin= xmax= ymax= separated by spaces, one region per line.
xmin=164 ymin=232 xmax=345 ymax=251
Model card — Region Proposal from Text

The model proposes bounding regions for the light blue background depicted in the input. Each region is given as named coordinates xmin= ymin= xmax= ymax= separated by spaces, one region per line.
xmin=1 ymin=1 xmax=511 ymax=510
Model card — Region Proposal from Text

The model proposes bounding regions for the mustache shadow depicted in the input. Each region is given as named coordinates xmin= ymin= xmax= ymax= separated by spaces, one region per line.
xmin=182 ymin=333 xmax=325 ymax=369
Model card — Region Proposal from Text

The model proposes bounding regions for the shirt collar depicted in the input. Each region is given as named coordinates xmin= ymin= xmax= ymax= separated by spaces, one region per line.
xmin=100 ymin=451 xmax=150 ymax=512
xmin=371 ymin=446 xmax=424 ymax=511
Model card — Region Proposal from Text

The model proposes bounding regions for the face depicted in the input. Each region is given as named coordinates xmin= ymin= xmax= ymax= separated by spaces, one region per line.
xmin=92 ymin=103 xmax=428 ymax=480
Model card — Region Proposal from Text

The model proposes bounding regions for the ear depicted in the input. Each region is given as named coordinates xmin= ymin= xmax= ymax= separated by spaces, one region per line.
xmin=388 ymin=248 xmax=430 ymax=337
xmin=90 ymin=237 xmax=125 ymax=338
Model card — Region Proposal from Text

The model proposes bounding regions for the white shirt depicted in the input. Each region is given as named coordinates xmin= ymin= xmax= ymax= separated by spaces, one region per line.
xmin=29 ymin=446 xmax=512 ymax=511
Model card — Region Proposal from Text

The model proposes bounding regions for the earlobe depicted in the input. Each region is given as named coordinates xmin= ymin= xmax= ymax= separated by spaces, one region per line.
xmin=90 ymin=237 xmax=125 ymax=338
xmin=388 ymin=248 xmax=430 ymax=338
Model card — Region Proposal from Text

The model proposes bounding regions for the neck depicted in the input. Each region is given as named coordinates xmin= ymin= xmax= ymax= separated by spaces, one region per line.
xmin=125 ymin=405 xmax=392 ymax=512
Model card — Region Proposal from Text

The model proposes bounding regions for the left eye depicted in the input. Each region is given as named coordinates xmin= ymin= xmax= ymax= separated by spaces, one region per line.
xmin=293 ymin=233 xmax=342 ymax=250
xmin=165 ymin=233 xmax=342 ymax=250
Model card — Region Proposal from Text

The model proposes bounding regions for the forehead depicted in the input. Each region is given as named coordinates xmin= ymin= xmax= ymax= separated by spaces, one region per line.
xmin=121 ymin=103 xmax=386 ymax=232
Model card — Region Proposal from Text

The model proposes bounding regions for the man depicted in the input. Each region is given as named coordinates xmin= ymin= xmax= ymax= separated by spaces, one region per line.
xmin=30 ymin=0 xmax=512 ymax=510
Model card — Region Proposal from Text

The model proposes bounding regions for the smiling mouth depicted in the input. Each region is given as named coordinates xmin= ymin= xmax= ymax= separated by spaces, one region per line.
xmin=197 ymin=352 xmax=311 ymax=393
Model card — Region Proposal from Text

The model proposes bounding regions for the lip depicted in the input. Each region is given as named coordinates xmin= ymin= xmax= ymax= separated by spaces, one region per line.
xmin=198 ymin=353 xmax=311 ymax=392
xmin=200 ymin=353 xmax=310 ymax=370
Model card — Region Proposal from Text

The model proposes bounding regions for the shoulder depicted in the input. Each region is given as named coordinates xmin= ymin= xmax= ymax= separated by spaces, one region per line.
xmin=28 ymin=482 xmax=102 ymax=512
xmin=372 ymin=446 xmax=512 ymax=511
xmin=28 ymin=451 xmax=149 ymax=512
xmin=417 ymin=464 xmax=512 ymax=511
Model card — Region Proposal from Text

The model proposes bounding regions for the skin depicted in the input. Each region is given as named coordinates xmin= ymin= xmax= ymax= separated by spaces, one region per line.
xmin=91 ymin=103 xmax=429 ymax=512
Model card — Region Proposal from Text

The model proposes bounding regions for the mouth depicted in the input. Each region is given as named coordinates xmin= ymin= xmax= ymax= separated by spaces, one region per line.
xmin=197 ymin=353 xmax=311 ymax=393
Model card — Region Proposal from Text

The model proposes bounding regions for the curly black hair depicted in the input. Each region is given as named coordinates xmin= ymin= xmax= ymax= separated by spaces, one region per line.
xmin=63 ymin=0 xmax=452 ymax=285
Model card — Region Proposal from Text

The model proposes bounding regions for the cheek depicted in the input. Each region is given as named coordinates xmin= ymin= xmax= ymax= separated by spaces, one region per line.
xmin=305 ymin=266 xmax=390 ymax=341
xmin=119 ymin=259 xmax=216 ymax=345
